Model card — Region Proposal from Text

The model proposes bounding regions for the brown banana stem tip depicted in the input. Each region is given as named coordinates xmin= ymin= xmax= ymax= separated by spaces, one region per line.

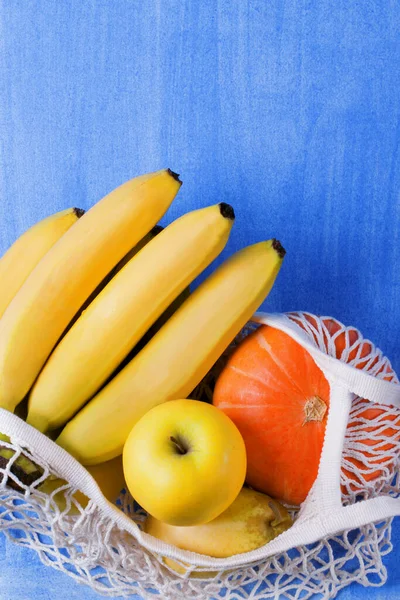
xmin=272 ymin=239 xmax=286 ymax=259
xmin=0 ymin=453 xmax=43 ymax=491
xmin=73 ymin=208 xmax=85 ymax=218
xmin=167 ymin=169 xmax=182 ymax=184
xmin=219 ymin=203 xmax=235 ymax=220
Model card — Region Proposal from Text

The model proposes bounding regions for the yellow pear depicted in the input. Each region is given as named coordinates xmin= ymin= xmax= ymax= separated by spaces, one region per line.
xmin=36 ymin=455 xmax=126 ymax=516
xmin=144 ymin=487 xmax=292 ymax=577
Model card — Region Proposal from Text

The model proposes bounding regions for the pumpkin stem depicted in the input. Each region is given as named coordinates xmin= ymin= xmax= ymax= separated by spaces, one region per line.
xmin=303 ymin=396 xmax=327 ymax=425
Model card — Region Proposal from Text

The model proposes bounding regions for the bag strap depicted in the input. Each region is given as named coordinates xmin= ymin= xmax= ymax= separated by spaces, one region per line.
xmin=253 ymin=312 xmax=400 ymax=409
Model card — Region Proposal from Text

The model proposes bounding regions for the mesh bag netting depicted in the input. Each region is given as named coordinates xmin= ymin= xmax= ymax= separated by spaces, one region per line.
xmin=1 ymin=311 xmax=400 ymax=600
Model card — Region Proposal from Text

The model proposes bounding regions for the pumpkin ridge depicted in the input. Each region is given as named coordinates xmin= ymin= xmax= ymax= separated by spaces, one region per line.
xmin=217 ymin=403 xmax=278 ymax=410
xmin=301 ymin=345 xmax=330 ymax=407
xmin=255 ymin=331 xmax=307 ymax=397
xmin=228 ymin=364 xmax=271 ymax=389
xmin=222 ymin=405 xmax=300 ymax=425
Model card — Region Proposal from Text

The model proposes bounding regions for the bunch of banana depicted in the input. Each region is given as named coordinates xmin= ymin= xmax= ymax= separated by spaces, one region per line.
xmin=27 ymin=202 xmax=234 ymax=432
xmin=0 ymin=168 xmax=181 ymax=412
xmin=0 ymin=167 xmax=285 ymax=501
xmin=0 ymin=168 xmax=182 ymax=506
xmin=0 ymin=215 xmax=173 ymax=496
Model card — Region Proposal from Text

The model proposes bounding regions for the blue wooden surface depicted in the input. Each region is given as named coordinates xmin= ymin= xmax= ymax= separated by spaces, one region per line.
xmin=0 ymin=1 xmax=400 ymax=598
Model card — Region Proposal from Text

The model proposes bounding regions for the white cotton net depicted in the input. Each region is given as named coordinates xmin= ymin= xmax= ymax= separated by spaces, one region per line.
xmin=1 ymin=311 xmax=400 ymax=600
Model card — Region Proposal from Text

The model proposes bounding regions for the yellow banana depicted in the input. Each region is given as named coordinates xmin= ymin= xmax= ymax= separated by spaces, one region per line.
xmin=103 ymin=225 xmax=164 ymax=283
xmin=57 ymin=239 xmax=286 ymax=465
xmin=0 ymin=169 xmax=181 ymax=412
xmin=27 ymin=203 xmax=234 ymax=432
xmin=0 ymin=201 xmax=92 ymax=475
xmin=64 ymin=225 xmax=164 ymax=336
xmin=0 ymin=207 xmax=84 ymax=320
xmin=91 ymin=285 xmax=191 ymax=392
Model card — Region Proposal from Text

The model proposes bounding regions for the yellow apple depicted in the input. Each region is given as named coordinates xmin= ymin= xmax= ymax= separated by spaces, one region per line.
xmin=144 ymin=487 xmax=292 ymax=576
xmin=123 ymin=399 xmax=246 ymax=526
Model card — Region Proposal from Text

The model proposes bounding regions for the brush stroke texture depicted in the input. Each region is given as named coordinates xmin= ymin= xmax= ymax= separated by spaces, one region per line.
xmin=0 ymin=2 xmax=400 ymax=598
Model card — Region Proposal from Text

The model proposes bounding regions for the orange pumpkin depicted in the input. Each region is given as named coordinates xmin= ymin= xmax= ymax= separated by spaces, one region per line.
xmin=213 ymin=325 xmax=330 ymax=505
xmin=213 ymin=319 xmax=400 ymax=505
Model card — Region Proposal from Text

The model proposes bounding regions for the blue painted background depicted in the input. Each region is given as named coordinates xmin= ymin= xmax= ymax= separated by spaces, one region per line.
xmin=0 ymin=1 xmax=400 ymax=599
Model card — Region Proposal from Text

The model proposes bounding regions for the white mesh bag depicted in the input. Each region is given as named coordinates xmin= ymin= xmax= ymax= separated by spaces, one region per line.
xmin=1 ymin=311 xmax=400 ymax=600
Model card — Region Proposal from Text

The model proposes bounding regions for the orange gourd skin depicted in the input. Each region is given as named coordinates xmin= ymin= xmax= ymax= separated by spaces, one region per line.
xmin=213 ymin=326 xmax=330 ymax=506
xmin=214 ymin=319 xmax=400 ymax=506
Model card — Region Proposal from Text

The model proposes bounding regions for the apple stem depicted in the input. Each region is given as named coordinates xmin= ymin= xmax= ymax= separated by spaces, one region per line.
xmin=170 ymin=435 xmax=188 ymax=455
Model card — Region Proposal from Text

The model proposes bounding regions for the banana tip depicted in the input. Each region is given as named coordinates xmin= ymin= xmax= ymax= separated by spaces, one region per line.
xmin=219 ymin=203 xmax=235 ymax=221
xmin=272 ymin=239 xmax=286 ymax=259
xmin=151 ymin=225 xmax=164 ymax=235
xmin=167 ymin=169 xmax=182 ymax=184
xmin=73 ymin=208 xmax=85 ymax=218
